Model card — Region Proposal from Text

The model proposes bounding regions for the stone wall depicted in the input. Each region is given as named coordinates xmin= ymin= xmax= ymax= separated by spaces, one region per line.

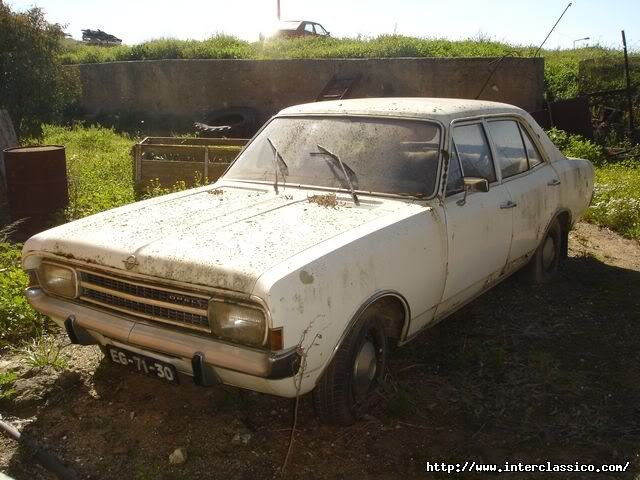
xmin=73 ymin=57 xmax=544 ymax=131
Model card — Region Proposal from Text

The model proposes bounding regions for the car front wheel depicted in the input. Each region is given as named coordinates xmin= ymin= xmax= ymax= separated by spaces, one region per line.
xmin=312 ymin=310 xmax=387 ymax=425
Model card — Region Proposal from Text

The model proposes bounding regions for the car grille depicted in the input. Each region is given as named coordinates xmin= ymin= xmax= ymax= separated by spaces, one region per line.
xmin=78 ymin=270 xmax=211 ymax=332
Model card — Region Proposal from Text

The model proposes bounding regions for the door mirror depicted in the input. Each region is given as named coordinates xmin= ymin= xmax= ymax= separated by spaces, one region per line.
xmin=463 ymin=176 xmax=489 ymax=193
xmin=457 ymin=177 xmax=489 ymax=206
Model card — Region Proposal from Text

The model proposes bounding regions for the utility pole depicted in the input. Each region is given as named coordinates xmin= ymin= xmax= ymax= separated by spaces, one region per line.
xmin=277 ymin=0 xmax=281 ymax=20
xmin=622 ymin=30 xmax=637 ymax=142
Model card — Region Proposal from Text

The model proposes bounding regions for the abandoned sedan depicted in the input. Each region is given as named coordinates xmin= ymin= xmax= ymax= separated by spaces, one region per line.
xmin=23 ymin=98 xmax=593 ymax=424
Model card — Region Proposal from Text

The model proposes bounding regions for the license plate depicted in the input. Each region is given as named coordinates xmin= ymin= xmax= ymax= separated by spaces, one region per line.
xmin=106 ymin=345 xmax=179 ymax=384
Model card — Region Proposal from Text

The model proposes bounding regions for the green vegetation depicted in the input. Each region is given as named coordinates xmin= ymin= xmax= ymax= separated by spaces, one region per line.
xmin=547 ymin=128 xmax=640 ymax=240
xmin=0 ymin=240 xmax=45 ymax=345
xmin=584 ymin=160 xmax=640 ymax=240
xmin=0 ymin=4 xmax=79 ymax=138
xmin=59 ymin=34 xmax=639 ymax=101
xmin=546 ymin=128 xmax=607 ymax=165
xmin=0 ymin=371 xmax=18 ymax=401
xmin=12 ymin=334 xmax=68 ymax=370
xmin=39 ymin=124 xmax=136 ymax=220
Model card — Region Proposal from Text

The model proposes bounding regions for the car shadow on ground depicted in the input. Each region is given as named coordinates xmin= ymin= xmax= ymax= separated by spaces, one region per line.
xmin=5 ymin=253 xmax=640 ymax=479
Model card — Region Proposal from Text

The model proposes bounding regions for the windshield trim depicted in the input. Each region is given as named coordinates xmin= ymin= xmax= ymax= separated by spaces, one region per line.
xmin=222 ymin=114 xmax=445 ymax=201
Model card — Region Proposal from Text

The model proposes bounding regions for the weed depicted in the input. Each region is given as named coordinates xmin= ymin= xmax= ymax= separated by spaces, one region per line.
xmin=308 ymin=193 xmax=340 ymax=208
xmin=0 ymin=371 xmax=18 ymax=400
xmin=12 ymin=334 xmax=68 ymax=370
xmin=0 ymin=242 xmax=46 ymax=345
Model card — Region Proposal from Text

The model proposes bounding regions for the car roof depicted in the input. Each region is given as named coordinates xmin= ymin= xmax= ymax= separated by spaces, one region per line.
xmin=278 ymin=97 xmax=525 ymax=122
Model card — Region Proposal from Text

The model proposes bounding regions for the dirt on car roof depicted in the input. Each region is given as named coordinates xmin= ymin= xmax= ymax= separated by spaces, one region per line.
xmin=1 ymin=221 xmax=639 ymax=480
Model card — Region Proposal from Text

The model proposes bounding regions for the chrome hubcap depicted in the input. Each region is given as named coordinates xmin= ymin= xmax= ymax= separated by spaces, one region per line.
xmin=542 ymin=235 xmax=556 ymax=270
xmin=353 ymin=340 xmax=377 ymax=397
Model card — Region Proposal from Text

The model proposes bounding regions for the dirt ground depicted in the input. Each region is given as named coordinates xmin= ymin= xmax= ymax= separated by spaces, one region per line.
xmin=1 ymin=222 xmax=639 ymax=480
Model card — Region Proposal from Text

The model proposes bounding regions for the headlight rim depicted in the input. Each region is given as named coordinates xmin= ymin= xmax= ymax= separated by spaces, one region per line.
xmin=37 ymin=261 xmax=79 ymax=299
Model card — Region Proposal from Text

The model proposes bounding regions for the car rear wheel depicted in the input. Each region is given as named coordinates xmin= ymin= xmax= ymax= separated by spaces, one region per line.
xmin=520 ymin=218 xmax=564 ymax=284
xmin=312 ymin=310 xmax=387 ymax=425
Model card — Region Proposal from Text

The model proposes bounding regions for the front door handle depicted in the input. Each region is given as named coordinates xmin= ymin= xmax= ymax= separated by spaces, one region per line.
xmin=500 ymin=200 xmax=517 ymax=209
xmin=547 ymin=178 xmax=562 ymax=186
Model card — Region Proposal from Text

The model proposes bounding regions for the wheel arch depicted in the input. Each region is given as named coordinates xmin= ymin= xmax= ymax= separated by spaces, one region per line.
xmin=549 ymin=208 xmax=572 ymax=259
xmin=316 ymin=290 xmax=410 ymax=384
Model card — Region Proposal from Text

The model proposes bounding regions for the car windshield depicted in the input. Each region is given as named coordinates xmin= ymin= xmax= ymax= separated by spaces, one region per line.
xmin=224 ymin=116 xmax=442 ymax=198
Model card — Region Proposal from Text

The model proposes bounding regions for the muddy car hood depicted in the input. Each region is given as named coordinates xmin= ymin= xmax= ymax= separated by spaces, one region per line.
xmin=23 ymin=182 xmax=418 ymax=293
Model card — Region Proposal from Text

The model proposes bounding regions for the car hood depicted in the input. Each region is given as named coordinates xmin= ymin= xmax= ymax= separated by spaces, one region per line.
xmin=23 ymin=182 xmax=419 ymax=293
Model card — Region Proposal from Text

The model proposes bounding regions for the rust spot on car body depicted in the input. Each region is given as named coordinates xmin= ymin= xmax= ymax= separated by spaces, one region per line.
xmin=299 ymin=270 xmax=314 ymax=284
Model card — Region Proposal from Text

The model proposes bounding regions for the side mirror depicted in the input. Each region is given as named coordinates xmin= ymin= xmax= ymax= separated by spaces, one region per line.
xmin=463 ymin=176 xmax=489 ymax=193
xmin=457 ymin=176 xmax=489 ymax=206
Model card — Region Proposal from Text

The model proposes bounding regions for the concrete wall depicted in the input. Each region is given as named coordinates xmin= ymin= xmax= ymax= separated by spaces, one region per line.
xmin=74 ymin=57 xmax=544 ymax=131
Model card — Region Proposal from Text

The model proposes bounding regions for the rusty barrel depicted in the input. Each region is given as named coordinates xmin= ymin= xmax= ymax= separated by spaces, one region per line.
xmin=3 ymin=145 xmax=68 ymax=235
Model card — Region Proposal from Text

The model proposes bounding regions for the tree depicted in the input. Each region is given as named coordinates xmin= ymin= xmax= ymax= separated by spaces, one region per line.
xmin=0 ymin=3 xmax=79 ymax=139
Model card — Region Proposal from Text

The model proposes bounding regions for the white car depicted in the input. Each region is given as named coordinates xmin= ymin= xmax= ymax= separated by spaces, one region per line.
xmin=23 ymin=98 xmax=594 ymax=424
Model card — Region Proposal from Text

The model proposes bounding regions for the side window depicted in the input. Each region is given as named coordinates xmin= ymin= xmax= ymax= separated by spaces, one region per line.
xmin=315 ymin=24 xmax=328 ymax=35
xmin=446 ymin=141 xmax=464 ymax=195
xmin=452 ymin=123 xmax=497 ymax=183
xmin=487 ymin=120 xmax=528 ymax=178
xmin=520 ymin=125 xmax=543 ymax=168
xmin=304 ymin=23 xmax=314 ymax=34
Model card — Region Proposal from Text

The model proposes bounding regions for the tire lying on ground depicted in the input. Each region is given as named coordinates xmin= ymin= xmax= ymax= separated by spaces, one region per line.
xmin=194 ymin=107 xmax=258 ymax=138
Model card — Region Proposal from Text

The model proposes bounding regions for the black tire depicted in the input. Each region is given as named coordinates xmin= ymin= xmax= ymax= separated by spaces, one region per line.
xmin=312 ymin=310 xmax=388 ymax=425
xmin=197 ymin=107 xmax=257 ymax=138
xmin=520 ymin=218 xmax=565 ymax=284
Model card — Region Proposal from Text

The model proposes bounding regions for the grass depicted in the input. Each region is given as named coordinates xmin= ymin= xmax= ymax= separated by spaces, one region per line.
xmin=11 ymin=334 xmax=68 ymax=370
xmin=0 ymin=238 xmax=46 ymax=346
xmin=0 ymin=371 xmax=18 ymax=401
xmin=38 ymin=124 xmax=136 ymax=220
xmin=60 ymin=35 xmax=640 ymax=101
xmin=584 ymin=160 xmax=640 ymax=240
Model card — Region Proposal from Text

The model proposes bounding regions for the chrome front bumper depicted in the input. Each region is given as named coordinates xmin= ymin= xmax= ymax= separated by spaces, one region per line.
xmin=25 ymin=287 xmax=300 ymax=382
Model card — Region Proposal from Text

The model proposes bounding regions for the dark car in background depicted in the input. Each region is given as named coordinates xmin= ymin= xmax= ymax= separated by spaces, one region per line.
xmin=260 ymin=20 xmax=330 ymax=41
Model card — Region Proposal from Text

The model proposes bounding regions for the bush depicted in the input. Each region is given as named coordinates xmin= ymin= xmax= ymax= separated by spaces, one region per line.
xmin=547 ymin=128 xmax=640 ymax=240
xmin=0 ymin=241 xmax=45 ymax=345
xmin=546 ymin=128 xmax=606 ymax=164
xmin=584 ymin=161 xmax=640 ymax=240
xmin=0 ymin=4 xmax=79 ymax=139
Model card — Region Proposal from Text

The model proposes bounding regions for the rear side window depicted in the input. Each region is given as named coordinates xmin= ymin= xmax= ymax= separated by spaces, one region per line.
xmin=521 ymin=126 xmax=543 ymax=168
xmin=452 ymin=124 xmax=497 ymax=183
xmin=487 ymin=120 xmax=528 ymax=178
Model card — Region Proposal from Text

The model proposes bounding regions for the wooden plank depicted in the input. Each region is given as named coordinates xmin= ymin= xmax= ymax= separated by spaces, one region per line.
xmin=140 ymin=160 xmax=205 ymax=189
xmin=140 ymin=145 xmax=242 ymax=163
xmin=138 ymin=160 xmax=230 ymax=190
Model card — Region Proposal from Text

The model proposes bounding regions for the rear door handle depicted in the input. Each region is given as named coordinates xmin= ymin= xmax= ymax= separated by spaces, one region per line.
xmin=547 ymin=178 xmax=561 ymax=186
xmin=500 ymin=201 xmax=517 ymax=209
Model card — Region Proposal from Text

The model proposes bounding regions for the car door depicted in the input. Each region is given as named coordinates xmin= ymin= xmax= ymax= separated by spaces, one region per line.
xmin=437 ymin=121 xmax=514 ymax=317
xmin=485 ymin=118 xmax=561 ymax=267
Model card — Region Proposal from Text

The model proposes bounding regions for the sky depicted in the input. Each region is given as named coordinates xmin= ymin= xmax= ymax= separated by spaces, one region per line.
xmin=7 ymin=0 xmax=640 ymax=51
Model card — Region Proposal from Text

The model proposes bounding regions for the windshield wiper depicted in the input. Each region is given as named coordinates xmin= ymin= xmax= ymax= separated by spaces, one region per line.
xmin=311 ymin=144 xmax=359 ymax=206
xmin=267 ymin=137 xmax=288 ymax=193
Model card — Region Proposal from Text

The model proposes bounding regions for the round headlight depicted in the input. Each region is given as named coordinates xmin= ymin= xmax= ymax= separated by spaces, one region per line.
xmin=38 ymin=262 xmax=78 ymax=298
xmin=208 ymin=301 xmax=266 ymax=347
